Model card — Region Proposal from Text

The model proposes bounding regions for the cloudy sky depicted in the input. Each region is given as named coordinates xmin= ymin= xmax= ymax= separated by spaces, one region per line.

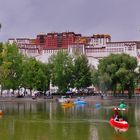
xmin=0 ymin=0 xmax=140 ymax=42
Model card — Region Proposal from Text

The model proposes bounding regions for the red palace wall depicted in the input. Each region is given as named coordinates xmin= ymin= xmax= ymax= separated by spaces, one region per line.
xmin=36 ymin=32 xmax=81 ymax=49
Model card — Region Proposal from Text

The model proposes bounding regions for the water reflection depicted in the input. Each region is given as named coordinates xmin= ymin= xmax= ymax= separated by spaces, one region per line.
xmin=0 ymin=99 xmax=139 ymax=140
xmin=114 ymin=127 xmax=128 ymax=133
xmin=112 ymin=135 xmax=128 ymax=140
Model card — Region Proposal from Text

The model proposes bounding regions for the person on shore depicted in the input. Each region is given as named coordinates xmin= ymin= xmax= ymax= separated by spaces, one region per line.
xmin=101 ymin=93 xmax=104 ymax=99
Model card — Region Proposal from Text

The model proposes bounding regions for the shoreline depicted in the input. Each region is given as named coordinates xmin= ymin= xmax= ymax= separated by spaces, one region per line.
xmin=0 ymin=95 xmax=140 ymax=103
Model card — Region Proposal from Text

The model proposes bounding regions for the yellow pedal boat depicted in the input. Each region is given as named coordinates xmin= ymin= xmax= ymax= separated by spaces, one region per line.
xmin=61 ymin=102 xmax=74 ymax=107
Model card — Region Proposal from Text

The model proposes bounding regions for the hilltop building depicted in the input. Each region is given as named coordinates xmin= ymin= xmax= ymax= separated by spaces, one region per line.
xmin=8 ymin=32 xmax=140 ymax=68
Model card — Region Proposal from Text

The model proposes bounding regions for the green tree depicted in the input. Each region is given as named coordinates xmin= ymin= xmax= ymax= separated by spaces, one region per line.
xmin=3 ymin=44 xmax=23 ymax=94
xmin=95 ymin=53 xmax=137 ymax=98
xmin=33 ymin=61 xmax=51 ymax=93
xmin=0 ymin=43 xmax=22 ymax=94
xmin=21 ymin=57 xmax=51 ymax=95
xmin=21 ymin=58 xmax=40 ymax=95
xmin=91 ymin=69 xmax=111 ymax=94
xmin=0 ymin=43 xmax=51 ymax=96
xmin=91 ymin=69 xmax=99 ymax=88
xmin=73 ymin=55 xmax=92 ymax=90
xmin=0 ymin=44 xmax=10 ymax=94
xmin=49 ymin=51 xmax=74 ymax=93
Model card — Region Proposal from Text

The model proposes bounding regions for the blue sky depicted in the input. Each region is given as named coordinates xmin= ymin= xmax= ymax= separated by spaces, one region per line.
xmin=0 ymin=0 xmax=140 ymax=42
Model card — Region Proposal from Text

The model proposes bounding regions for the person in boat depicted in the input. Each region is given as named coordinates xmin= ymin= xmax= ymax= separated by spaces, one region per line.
xmin=114 ymin=114 xmax=124 ymax=121
xmin=66 ymin=99 xmax=70 ymax=103
xmin=118 ymin=116 xmax=123 ymax=121
xmin=113 ymin=110 xmax=119 ymax=121
xmin=114 ymin=115 xmax=124 ymax=121
xmin=114 ymin=110 xmax=119 ymax=117
xmin=118 ymin=115 xmax=123 ymax=121
xmin=114 ymin=115 xmax=119 ymax=121
xmin=77 ymin=97 xmax=81 ymax=101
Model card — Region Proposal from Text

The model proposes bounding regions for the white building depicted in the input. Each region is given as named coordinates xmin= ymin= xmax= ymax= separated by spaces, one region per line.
xmin=8 ymin=36 xmax=140 ymax=68
xmin=68 ymin=43 xmax=140 ymax=69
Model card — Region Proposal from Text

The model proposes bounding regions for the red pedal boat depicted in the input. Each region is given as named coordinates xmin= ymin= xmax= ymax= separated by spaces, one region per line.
xmin=109 ymin=118 xmax=129 ymax=128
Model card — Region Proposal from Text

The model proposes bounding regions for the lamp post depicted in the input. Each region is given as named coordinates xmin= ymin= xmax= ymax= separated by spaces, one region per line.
xmin=0 ymin=23 xmax=1 ymax=31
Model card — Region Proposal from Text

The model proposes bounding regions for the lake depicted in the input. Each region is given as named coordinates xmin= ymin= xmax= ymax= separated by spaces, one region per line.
xmin=0 ymin=97 xmax=139 ymax=140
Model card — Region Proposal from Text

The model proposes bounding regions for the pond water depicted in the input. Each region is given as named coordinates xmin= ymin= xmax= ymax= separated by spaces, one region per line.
xmin=0 ymin=98 xmax=139 ymax=140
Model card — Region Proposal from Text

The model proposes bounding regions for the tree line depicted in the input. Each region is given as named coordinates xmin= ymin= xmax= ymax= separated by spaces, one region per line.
xmin=92 ymin=54 xmax=140 ymax=98
xmin=0 ymin=43 xmax=92 ymax=96
xmin=0 ymin=43 xmax=140 ymax=98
